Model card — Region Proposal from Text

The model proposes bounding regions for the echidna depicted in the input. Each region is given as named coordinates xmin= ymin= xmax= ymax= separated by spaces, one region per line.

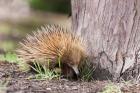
xmin=17 ymin=24 xmax=87 ymax=78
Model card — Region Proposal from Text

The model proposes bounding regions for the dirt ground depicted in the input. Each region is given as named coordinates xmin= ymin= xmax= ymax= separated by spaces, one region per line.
xmin=0 ymin=62 xmax=106 ymax=93
xmin=0 ymin=62 xmax=139 ymax=93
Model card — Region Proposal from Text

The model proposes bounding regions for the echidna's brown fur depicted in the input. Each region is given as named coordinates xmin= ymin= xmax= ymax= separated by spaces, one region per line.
xmin=17 ymin=24 xmax=87 ymax=78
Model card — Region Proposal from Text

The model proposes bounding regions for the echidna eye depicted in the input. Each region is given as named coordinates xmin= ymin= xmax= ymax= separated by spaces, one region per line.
xmin=66 ymin=61 xmax=71 ymax=66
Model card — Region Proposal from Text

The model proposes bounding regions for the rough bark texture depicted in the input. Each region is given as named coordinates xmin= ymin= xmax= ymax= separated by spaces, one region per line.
xmin=71 ymin=0 xmax=140 ymax=81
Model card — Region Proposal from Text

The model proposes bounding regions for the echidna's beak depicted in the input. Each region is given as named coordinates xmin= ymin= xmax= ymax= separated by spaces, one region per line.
xmin=72 ymin=65 xmax=79 ymax=76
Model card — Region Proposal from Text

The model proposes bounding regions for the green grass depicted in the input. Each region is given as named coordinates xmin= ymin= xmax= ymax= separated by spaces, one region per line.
xmin=0 ymin=52 xmax=18 ymax=63
xmin=100 ymin=83 xmax=122 ymax=93
xmin=79 ymin=59 xmax=95 ymax=81
xmin=26 ymin=56 xmax=62 ymax=80
xmin=29 ymin=62 xmax=60 ymax=80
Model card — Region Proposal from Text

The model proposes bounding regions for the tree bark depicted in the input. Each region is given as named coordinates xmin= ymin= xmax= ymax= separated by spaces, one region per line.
xmin=71 ymin=0 xmax=140 ymax=81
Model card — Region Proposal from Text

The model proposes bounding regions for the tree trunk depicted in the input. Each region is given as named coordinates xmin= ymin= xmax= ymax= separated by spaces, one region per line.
xmin=71 ymin=0 xmax=140 ymax=81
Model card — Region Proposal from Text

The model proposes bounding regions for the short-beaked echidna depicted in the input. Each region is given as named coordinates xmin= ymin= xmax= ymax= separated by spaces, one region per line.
xmin=17 ymin=24 xmax=87 ymax=78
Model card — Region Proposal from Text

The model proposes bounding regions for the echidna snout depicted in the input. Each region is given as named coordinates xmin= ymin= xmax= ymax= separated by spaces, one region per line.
xmin=60 ymin=63 xmax=79 ymax=79
xmin=61 ymin=45 xmax=86 ymax=78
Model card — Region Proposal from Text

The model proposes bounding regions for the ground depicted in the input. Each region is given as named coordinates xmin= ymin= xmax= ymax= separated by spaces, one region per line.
xmin=0 ymin=62 xmax=106 ymax=93
xmin=0 ymin=62 xmax=139 ymax=93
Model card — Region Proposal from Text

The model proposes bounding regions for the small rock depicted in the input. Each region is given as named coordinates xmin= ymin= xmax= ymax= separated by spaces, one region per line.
xmin=46 ymin=88 xmax=51 ymax=91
